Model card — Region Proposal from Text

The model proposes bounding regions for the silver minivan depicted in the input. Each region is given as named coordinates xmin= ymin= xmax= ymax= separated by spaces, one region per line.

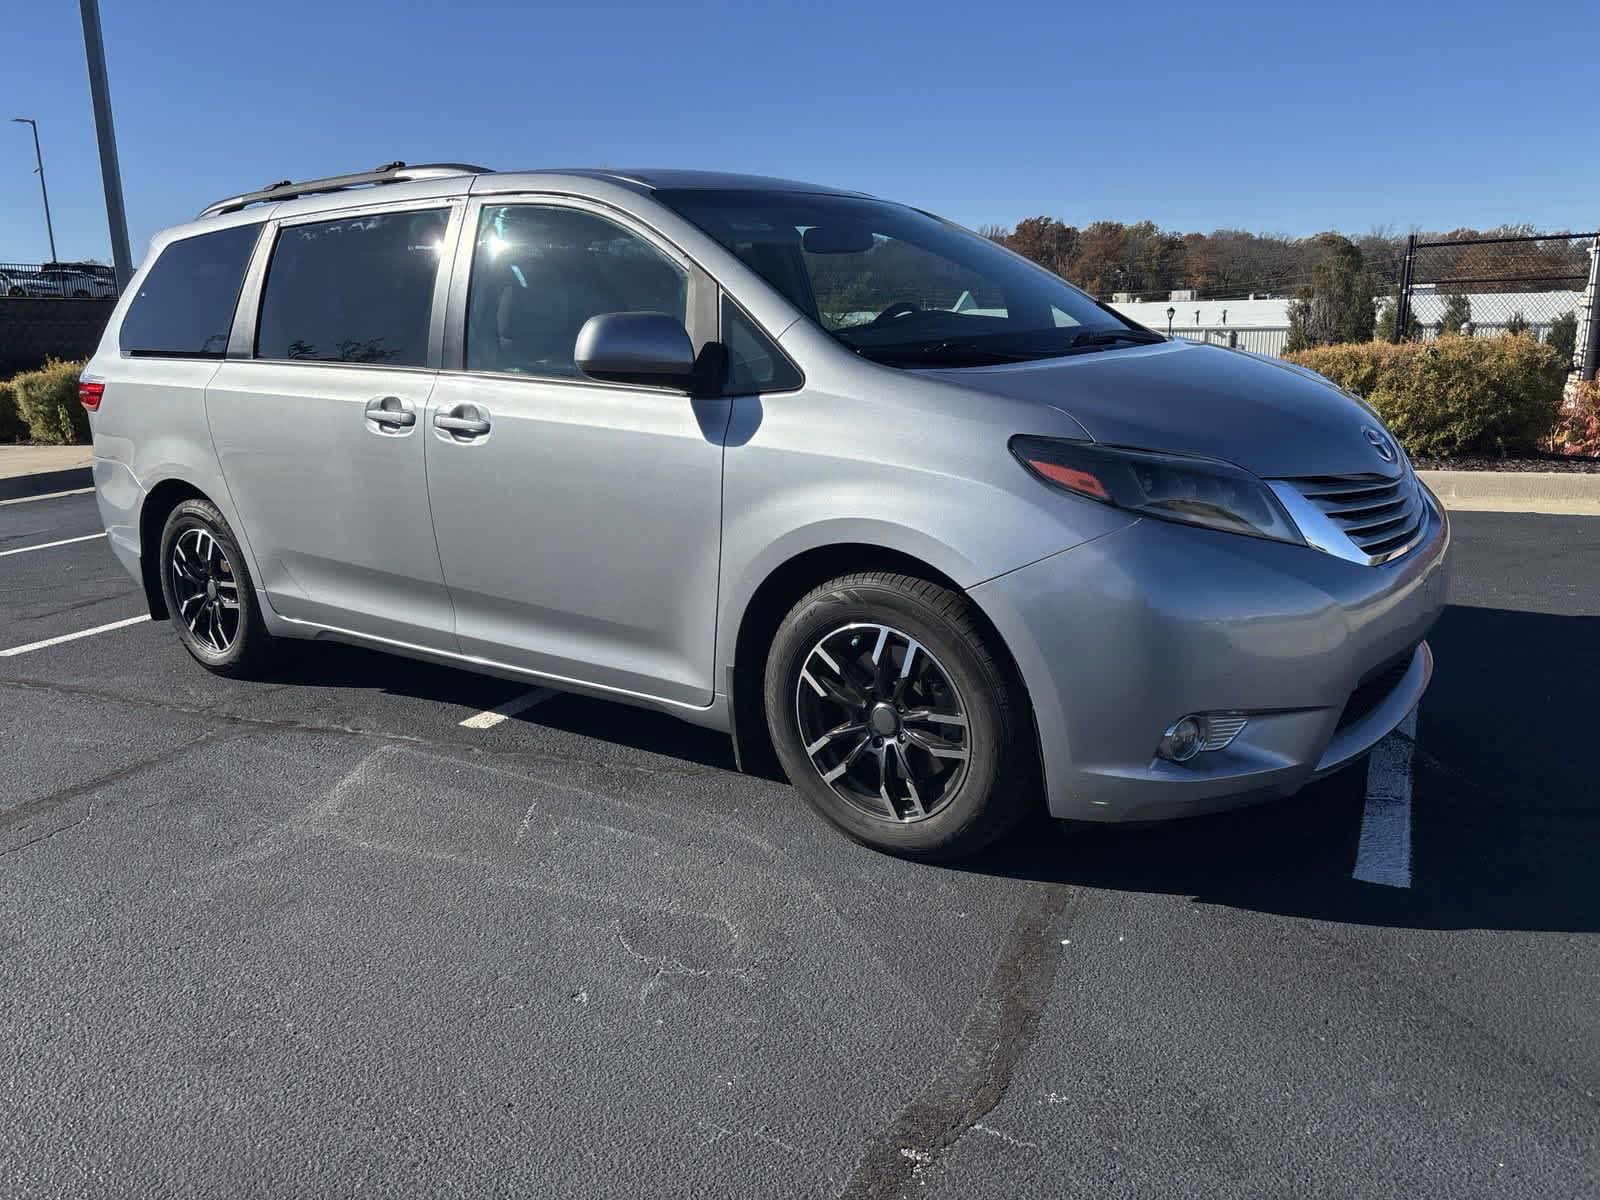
xmin=83 ymin=162 xmax=1448 ymax=859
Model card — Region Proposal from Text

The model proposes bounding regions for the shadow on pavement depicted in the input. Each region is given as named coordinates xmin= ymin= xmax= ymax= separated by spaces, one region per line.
xmin=266 ymin=605 xmax=1596 ymax=932
xmin=967 ymin=604 xmax=1600 ymax=934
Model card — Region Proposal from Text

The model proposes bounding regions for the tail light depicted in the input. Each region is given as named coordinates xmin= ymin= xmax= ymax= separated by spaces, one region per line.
xmin=79 ymin=378 xmax=104 ymax=411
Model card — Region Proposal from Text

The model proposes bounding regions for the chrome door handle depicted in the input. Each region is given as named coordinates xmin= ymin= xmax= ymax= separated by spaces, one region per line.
xmin=434 ymin=408 xmax=491 ymax=436
xmin=365 ymin=396 xmax=416 ymax=428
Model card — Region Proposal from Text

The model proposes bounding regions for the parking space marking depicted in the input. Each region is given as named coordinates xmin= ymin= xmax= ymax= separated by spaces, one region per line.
xmin=0 ymin=615 xmax=151 ymax=657
xmin=0 ymin=487 xmax=95 ymax=507
xmin=0 ymin=533 xmax=104 ymax=558
xmin=458 ymin=687 xmax=556 ymax=729
xmin=1353 ymin=708 xmax=1417 ymax=888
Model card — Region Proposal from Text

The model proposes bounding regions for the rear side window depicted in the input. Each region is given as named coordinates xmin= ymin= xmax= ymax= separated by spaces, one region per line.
xmin=255 ymin=209 xmax=449 ymax=366
xmin=118 ymin=224 xmax=260 ymax=357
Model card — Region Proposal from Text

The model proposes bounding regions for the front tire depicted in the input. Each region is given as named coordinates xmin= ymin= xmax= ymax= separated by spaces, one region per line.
xmin=763 ymin=571 xmax=1036 ymax=861
xmin=157 ymin=499 xmax=276 ymax=678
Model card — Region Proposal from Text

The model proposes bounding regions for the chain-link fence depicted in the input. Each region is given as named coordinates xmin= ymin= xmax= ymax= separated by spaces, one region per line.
xmin=0 ymin=262 xmax=119 ymax=299
xmin=1395 ymin=232 xmax=1597 ymax=370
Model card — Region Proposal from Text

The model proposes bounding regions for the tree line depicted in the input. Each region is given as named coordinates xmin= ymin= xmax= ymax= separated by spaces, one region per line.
xmin=979 ymin=218 xmax=1590 ymax=354
xmin=980 ymin=219 xmax=1591 ymax=303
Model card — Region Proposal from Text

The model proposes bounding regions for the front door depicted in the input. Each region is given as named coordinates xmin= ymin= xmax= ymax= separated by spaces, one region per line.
xmin=207 ymin=203 xmax=460 ymax=651
xmin=424 ymin=199 xmax=727 ymax=706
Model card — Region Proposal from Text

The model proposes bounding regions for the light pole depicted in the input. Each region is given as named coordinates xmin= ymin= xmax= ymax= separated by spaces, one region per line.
xmin=79 ymin=0 xmax=133 ymax=289
xmin=11 ymin=117 xmax=58 ymax=264
xmin=1165 ymin=305 xmax=1175 ymax=337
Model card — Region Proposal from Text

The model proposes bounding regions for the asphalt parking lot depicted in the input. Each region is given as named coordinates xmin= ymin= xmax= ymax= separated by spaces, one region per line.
xmin=2 ymin=489 xmax=1597 ymax=1199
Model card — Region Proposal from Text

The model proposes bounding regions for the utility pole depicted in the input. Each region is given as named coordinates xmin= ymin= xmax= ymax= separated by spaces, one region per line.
xmin=79 ymin=0 xmax=133 ymax=290
xmin=11 ymin=118 xmax=57 ymax=264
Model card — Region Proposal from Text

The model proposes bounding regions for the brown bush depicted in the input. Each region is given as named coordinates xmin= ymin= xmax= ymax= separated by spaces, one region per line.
xmin=1555 ymin=380 xmax=1600 ymax=457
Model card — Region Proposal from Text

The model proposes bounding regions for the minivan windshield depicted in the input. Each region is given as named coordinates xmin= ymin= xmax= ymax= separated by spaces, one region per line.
xmin=656 ymin=189 xmax=1162 ymax=367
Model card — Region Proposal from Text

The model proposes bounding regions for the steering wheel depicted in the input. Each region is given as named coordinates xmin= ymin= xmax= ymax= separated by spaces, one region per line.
xmin=867 ymin=300 xmax=923 ymax=326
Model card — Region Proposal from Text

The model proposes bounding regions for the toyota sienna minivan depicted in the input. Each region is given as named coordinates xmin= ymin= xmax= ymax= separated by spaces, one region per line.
xmin=82 ymin=161 xmax=1449 ymax=859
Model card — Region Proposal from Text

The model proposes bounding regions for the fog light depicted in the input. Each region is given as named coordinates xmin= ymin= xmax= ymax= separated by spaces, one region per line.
xmin=1158 ymin=716 xmax=1204 ymax=763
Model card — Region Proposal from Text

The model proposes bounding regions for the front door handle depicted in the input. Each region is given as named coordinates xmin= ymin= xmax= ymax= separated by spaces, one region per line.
xmin=365 ymin=395 xmax=416 ymax=430
xmin=434 ymin=405 xmax=491 ymax=437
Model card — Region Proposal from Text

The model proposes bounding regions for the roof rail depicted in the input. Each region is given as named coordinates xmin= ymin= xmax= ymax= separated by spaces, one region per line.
xmin=198 ymin=161 xmax=492 ymax=219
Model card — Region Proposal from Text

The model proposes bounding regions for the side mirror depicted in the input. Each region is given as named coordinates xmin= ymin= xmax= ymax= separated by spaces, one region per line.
xmin=575 ymin=312 xmax=697 ymax=389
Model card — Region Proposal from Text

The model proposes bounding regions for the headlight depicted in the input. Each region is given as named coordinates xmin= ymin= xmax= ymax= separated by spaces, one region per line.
xmin=1010 ymin=436 xmax=1304 ymax=545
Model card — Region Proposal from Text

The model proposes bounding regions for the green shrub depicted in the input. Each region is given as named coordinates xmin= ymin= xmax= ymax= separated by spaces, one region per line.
xmin=11 ymin=358 xmax=90 ymax=445
xmin=0 ymin=378 xmax=26 ymax=442
xmin=1546 ymin=311 xmax=1578 ymax=365
xmin=1285 ymin=334 xmax=1567 ymax=457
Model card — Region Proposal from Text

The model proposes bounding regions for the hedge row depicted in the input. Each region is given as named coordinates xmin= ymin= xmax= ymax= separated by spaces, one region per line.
xmin=2 ymin=358 xmax=90 ymax=445
xmin=1284 ymin=334 xmax=1568 ymax=458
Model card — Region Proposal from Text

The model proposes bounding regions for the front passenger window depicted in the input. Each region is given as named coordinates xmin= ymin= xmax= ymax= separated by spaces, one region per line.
xmin=466 ymin=205 xmax=689 ymax=379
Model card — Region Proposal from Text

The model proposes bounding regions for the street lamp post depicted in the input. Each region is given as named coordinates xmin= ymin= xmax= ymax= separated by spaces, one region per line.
xmin=1165 ymin=305 xmax=1175 ymax=337
xmin=79 ymin=0 xmax=133 ymax=290
xmin=11 ymin=117 xmax=58 ymax=264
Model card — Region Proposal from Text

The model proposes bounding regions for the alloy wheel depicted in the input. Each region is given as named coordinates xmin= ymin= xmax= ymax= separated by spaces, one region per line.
xmin=794 ymin=622 xmax=970 ymax=823
xmin=169 ymin=527 xmax=240 ymax=654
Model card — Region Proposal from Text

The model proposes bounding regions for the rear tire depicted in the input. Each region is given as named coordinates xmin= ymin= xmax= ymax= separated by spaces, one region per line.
xmin=157 ymin=499 xmax=277 ymax=678
xmin=763 ymin=571 xmax=1036 ymax=861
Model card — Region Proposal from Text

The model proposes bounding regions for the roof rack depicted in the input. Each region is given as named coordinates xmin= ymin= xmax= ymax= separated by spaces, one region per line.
xmin=198 ymin=161 xmax=492 ymax=219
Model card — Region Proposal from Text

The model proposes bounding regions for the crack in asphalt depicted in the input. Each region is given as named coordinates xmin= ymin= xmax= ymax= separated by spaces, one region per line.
xmin=0 ymin=728 xmax=231 ymax=843
xmin=838 ymin=881 xmax=1077 ymax=1200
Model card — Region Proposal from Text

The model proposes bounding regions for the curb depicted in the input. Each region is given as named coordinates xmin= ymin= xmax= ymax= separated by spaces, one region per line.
xmin=1418 ymin=470 xmax=1600 ymax=516
xmin=0 ymin=466 xmax=93 ymax=503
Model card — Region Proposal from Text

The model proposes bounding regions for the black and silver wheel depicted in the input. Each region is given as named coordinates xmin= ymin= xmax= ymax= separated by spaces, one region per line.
xmin=765 ymin=571 xmax=1035 ymax=860
xmin=158 ymin=499 xmax=275 ymax=677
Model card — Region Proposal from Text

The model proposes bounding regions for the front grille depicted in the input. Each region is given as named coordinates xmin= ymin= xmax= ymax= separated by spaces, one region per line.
xmin=1335 ymin=648 xmax=1416 ymax=732
xmin=1282 ymin=471 xmax=1427 ymax=564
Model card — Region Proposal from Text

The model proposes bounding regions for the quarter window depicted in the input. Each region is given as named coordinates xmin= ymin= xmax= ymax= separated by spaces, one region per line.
xmin=255 ymin=209 xmax=449 ymax=366
xmin=466 ymin=205 xmax=688 ymax=379
xmin=118 ymin=223 xmax=260 ymax=357
xmin=722 ymin=295 xmax=802 ymax=393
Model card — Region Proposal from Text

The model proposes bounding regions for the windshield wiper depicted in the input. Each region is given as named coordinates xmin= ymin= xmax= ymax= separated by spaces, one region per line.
xmin=1067 ymin=328 xmax=1167 ymax=347
xmin=852 ymin=340 xmax=1044 ymax=367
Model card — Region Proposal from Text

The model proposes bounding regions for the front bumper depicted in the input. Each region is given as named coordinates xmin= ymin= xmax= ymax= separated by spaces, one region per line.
xmin=970 ymin=493 xmax=1449 ymax=822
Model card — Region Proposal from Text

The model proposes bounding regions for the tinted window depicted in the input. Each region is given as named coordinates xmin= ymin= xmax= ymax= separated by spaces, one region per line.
xmin=256 ymin=209 xmax=448 ymax=366
xmin=722 ymin=295 xmax=801 ymax=393
xmin=466 ymin=205 xmax=688 ymax=379
xmin=119 ymin=224 xmax=260 ymax=357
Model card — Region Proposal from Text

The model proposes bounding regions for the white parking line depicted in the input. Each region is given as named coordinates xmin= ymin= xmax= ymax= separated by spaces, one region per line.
xmin=0 ymin=533 xmax=104 ymax=558
xmin=0 ymin=487 xmax=95 ymax=507
xmin=0 ymin=614 xmax=151 ymax=657
xmin=458 ymin=687 xmax=556 ymax=729
xmin=1353 ymin=708 xmax=1417 ymax=888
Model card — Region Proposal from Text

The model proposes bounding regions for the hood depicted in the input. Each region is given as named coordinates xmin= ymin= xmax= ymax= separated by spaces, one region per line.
xmin=926 ymin=340 xmax=1403 ymax=480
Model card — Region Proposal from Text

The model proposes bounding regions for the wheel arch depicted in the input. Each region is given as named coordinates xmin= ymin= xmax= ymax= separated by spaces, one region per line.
xmin=725 ymin=541 xmax=1040 ymax=787
xmin=136 ymin=478 xmax=214 ymax=620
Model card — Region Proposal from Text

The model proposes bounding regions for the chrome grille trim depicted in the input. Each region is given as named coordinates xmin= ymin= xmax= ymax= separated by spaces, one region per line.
xmin=1268 ymin=470 xmax=1432 ymax=567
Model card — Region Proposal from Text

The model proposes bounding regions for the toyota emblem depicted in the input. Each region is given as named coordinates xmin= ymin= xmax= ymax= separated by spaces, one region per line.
xmin=1362 ymin=426 xmax=1396 ymax=463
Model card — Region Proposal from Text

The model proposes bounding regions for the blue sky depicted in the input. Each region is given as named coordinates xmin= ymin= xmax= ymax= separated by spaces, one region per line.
xmin=4 ymin=0 xmax=1595 ymax=264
